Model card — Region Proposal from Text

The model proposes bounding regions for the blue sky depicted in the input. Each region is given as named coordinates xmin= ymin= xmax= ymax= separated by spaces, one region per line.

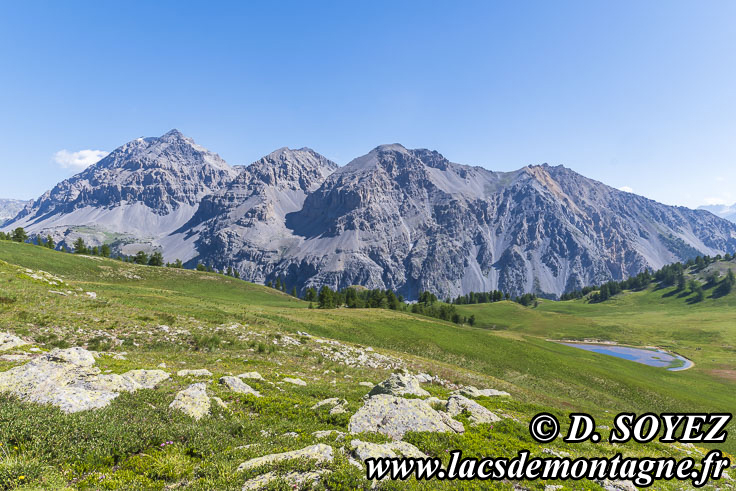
xmin=1 ymin=1 xmax=735 ymax=208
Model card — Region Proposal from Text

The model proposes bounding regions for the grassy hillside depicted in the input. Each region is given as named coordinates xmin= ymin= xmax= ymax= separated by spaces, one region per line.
xmin=0 ymin=241 xmax=734 ymax=489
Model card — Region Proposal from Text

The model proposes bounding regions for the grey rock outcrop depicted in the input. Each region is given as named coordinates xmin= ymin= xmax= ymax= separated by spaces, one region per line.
xmin=219 ymin=376 xmax=261 ymax=397
xmin=177 ymin=369 xmax=213 ymax=377
xmin=241 ymin=470 xmax=331 ymax=490
xmin=0 ymin=332 xmax=28 ymax=351
xmin=348 ymin=394 xmax=463 ymax=439
xmin=237 ymin=371 xmax=264 ymax=381
xmin=458 ymin=386 xmax=510 ymax=398
xmin=170 ymin=383 xmax=211 ymax=420
xmin=236 ymin=444 xmax=334 ymax=472
xmin=446 ymin=395 xmax=501 ymax=425
xmin=368 ymin=372 xmax=430 ymax=398
xmin=0 ymin=347 xmax=169 ymax=413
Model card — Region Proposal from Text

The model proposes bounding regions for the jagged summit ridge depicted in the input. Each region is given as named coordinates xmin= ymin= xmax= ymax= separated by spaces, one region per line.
xmin=3 ymin=132 xmax=736 ymax=299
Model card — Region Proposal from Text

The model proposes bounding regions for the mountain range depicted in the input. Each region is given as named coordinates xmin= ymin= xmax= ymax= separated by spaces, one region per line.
xmin=0 ymin=199 xmax=31 ymax=224
xmin=4 ymin=130 xmax=736 ymax=299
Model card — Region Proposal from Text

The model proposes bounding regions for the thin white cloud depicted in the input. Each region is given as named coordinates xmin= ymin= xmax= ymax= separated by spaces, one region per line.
xmin=618 ymin=186 xmax=634 ymax=193
xmin=703 ymin=197 xmax=732 ymax=206
xmin=53 ymin=149 xmax=108 ymax=170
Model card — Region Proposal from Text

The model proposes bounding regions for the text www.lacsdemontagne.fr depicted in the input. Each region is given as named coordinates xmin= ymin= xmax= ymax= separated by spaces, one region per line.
xmin=365 ymin=450 xmax=730 ymax=487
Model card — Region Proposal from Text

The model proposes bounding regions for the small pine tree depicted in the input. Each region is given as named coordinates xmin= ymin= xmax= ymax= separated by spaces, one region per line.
xmin=134 ymin=251 xmax=148 ymax=265
xmin=100 ymin=244 xmax=111 ymax=257
xmin=73 ymin=237 xmax=87 ymax=254
xmin=196 ymin=263 xmax=206 ymax=271
xmin=148 ymin=251 xmax=164 ymax=267
xmin=291 ymin=286 xmax=297 ymax=297
xmin=46 ymin=235 xmax=55 ymax=249
xmin=11 ymin=227 xmax=28 ymax=243
xmin=234 ymin=270 xmax=240 ymax=279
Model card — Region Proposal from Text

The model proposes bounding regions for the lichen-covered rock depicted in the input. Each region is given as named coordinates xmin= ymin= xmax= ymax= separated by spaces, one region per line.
xmin=312 ymin=430 xmax=346 ymax=439
xmin=242 ymin=470 xmax=331 ymax=490
xmin=219 ymin=376 xmax=261 ymax=397
xmin=236 ymin=444 xmax=334 ymax=472
xmin=0 ymin=347 xmax=145 ymax=413
xmin=177 ymin=369 xmax=212 ymax=377
xmin=368 ymin=373 xmax=430 ymax=398
xmin=311 ymin=397 xmax=347 ymax=415
xmin=82 ymin=373 xmax=140 ymax=393
xmin=458 ymin=385 xmax=510 ymax=398
xmin=282 ymin=377 xmax=307 ymax=386
xmin=0 ymin=332 xmax=28 ymax=352
xmin=438 ymin=410 xmax=466 ymax=433
xmin=170 ymin=383 xmax=210 ymax=420
xmin=348 ymin=394 xmax=458 ymax=440
xmin=45 ymin=347 xmax=96 ymax=367
xmin=238 ymin=371 xmax=263 ymax=381
xmin=123 ymin=369 xmax=170 ymax=389
xmin=415 ymin=373 xmax=433 ymax=383
xmin=350 ymin=439 xmax=427 ymax=461
xmin=446 ymin=395 xmax=501 ymax=425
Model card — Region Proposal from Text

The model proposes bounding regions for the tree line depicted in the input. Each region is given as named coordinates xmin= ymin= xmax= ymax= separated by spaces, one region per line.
xmin=561 ymin=253 xmax=736 ymax=303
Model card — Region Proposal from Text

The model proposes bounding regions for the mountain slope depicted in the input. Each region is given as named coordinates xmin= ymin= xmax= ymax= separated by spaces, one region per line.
xmin=2 ymin=130 xmax=238 ymax=259
xmin=699 ymin=203 xmax=736 ymax=223
xmin=188 ymin=147 xmax=338 ymax=280
xmin=196 ymin=144 xmax=736 ymax=298
xmin=0 ymin=199 xmax=31 ymax=224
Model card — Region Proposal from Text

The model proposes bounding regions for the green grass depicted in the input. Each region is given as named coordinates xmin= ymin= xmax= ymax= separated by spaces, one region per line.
xmin=0 ymin=241 xmax=734 ymax=489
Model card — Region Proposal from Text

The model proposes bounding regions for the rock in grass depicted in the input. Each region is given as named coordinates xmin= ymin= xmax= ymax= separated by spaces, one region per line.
xmin=312 ymin=430 xmax=346 ymax=439
xmin=242 ymin=470 xmax=331 ymax=490
xmin=236 ymin=444 xmax=334 ymax=472
xmin=0 ymin=346 xmax=171 ymax=413
xmin=311 ymin=397 xmax=348 ymax=415
xmin=45 ymin=347 xmax=96 ymax=367
xmin=438 ymin=410 xmax=466 ymax=433
xmin=177 ymin=369 xmax=213 ymax=377
xmin=458 ymin=385 xmax=510 ymax=398
xmin=282 ymin=377 xmax=307 ymax=386
xmin=123 ymin=369 xmax=170 ymax=389
xmin=237 ymin=371 xmax=264 ymax=381
xmin=368 ymin=372 xmax=430 ymax=398
xmin=219 ymin=376 xmax=261 ymax=397
xmin=350 ymin=439 xmax=427 ymax=460
xmin=446 ymin=395 xmax=501 ymax=425
xmin=170 ymin=383 xmax=211 ymax=420
xmin=349 ymin=394 xmax=461 ymax=440
xmin=0 ymin=332 xmax=28 ymax=352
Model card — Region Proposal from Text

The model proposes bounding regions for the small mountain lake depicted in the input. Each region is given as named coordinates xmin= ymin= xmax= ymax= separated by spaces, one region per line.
xmin=560 ymin=342 xmax=694 ymax=371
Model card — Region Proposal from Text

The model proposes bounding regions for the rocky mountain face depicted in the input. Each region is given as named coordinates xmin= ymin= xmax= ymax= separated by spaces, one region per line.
xmin=0 ymin=199 xmax=31 ymax=225
xmin=4 ymin=132 xmax=736 ymax=299
xmin=699 ymin=203 xmax=736 ymax=224
xmin=3 ymin=130 xmax=237 ymax=257
xmin=195 ymin=144 xmax=736 ymax=298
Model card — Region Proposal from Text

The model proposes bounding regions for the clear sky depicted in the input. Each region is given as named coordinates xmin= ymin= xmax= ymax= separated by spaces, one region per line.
xmin=1 ymin=1 xmax=735 ymax=208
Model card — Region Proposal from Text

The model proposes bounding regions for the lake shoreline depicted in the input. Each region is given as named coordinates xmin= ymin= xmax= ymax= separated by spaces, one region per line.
xmin=550 ymin=339 xmax=695 ymax=371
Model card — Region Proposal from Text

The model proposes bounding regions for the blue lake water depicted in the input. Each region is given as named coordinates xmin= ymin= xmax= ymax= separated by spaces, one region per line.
xmin=560 ymin=343 xmax=693 ymax=371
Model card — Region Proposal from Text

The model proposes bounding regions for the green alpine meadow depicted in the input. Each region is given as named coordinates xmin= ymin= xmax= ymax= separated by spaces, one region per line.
xmin=0 ymin=240 xmax=734 ymax=489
